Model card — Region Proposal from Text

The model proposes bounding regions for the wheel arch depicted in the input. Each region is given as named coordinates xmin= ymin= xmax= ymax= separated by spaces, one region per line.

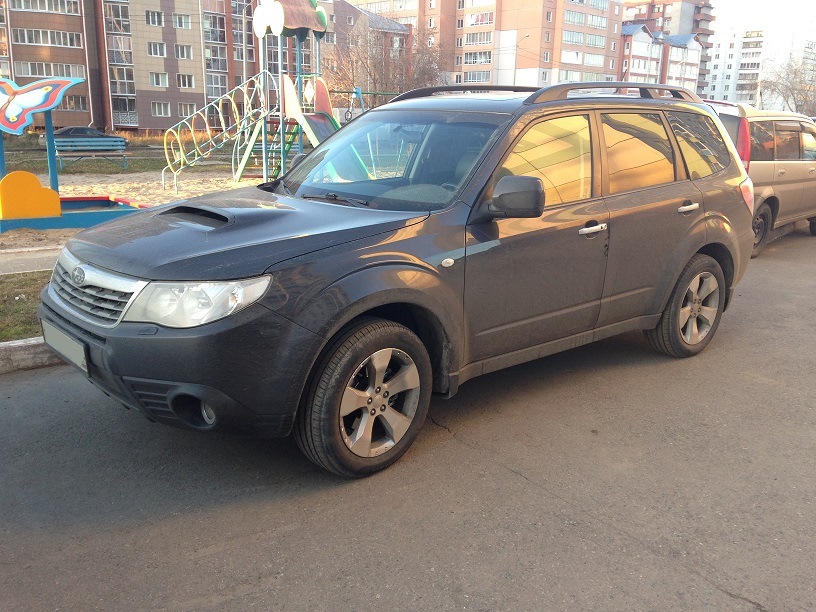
xmin=697 ymin=242 xmax=735 ymax=309
xmin=757 ymin=195 xmax=779 ymax=227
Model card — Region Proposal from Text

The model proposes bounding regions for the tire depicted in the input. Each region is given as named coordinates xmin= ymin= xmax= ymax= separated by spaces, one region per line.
xmin=809 ymin=218 xmax=816 ymax=237
xmin=751 ymin=203 xmax=773 ymax=258
xmin=294 ymin=319 xmax=432 ymax=477
xmin=644 ymin=254 xmax=726 ymax=358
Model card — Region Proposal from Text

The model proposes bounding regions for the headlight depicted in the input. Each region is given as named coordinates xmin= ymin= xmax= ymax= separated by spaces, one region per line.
xmin=122 ymin=276 xmax=271 ymax=328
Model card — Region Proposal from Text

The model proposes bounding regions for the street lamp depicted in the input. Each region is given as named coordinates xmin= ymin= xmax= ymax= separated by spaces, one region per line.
xmin=513 ymin=33 xmax=530 ymax=86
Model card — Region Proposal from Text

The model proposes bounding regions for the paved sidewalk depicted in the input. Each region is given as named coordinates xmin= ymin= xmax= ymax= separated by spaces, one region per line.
xmin=1 ymin=247 xmax=64 ymax=374
xmin=0 ymin=247 xmax=61 ymax=275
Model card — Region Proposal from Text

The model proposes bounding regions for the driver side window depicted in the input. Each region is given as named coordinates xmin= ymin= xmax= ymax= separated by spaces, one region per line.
xmin=498 ymin=114 xmax=593 ymax=206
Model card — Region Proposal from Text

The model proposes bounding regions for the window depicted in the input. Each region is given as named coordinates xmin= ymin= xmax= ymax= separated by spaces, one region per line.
xmin=148 ymin=42 xmax=166 ymax=57
xmin=456 ymin=37 xmax=463 ymax=47
xmin=58 ymin=95 xmax=87 ymax=111
xmin=177 ymin=73 xmax=195 ymax=88
xmin=13 ymin=61 xmax=85 ymax=78
xmin=543 ymin=51 xmax=550 ymax=62
xmin=602 ymin=113 xmax=675 ymax=194
xmin=206 ymin=73 xmax=228 ymax=98
xmin=347 ymin=15 xmax=354 ymax=25
xmin=151 ymin=101 xmax=171 ymax=117
xmin=173 ymin=13 xmax=191 ymax=29
xmin=146 ymin=10 xmax=163 ymax=27
xmin=463 ymin=70 xmax=490 ymax=83
xmin=104 ymin=3 xmax=130 ymax=34
xmin=467 ymin=12 xmax=493 ymax=26
xmin=109 ymin=66 xmax=135 ymax=94
xmin=465 ymin=32 xmax=492 ymax=45
xmin=464 ymin=51 xmax=491 ymax=64
xmin=178 ymin=102 xmax=196 ymax=117
xmin=204 ymin=14 xmax=226 ymax=42
xmin=586 ymin=34 xmax=606 ymax=48
xmin=667 ymin=112 xmax=731 ymax=179
xmin=324 ymin=31 xmax=335 ymax=44
xmin=546 ymin=11 xmax=553 ymax=22
xmin=611 ymin=41 xmax=616 ymax=51
xmin=205 ymin=45 xmax=228 ymax=71
xmin=545 ymin=31 xmax=551 ymax=43
xmin=802 ymin=130 xmax=816 ymax=160
xmin=10 ymin=0 xmax=79 ymax=14
xmin=775 ymin=124 xmax=801 ymax=160
xmin=563 ymin=30 xmax=584 ymax=45
xmin=149 ymin=72 xmax=168 ymax=87
xmin=428 ymin=18 xmax=435 ymax=28
xmin=12 ymin=28 xmax=81 ymax=47
xmin=499 ymin=115 xmax=593 ymax=206
xmin=175 ymin=44 xmax=193 ymax=60
xmin=455 ymin=73 xmax=462 ymax=83
xmin=587 ymin=14 xmax=607 ymax=28
xmin=564 ymin=10 xmax=585 ymax=25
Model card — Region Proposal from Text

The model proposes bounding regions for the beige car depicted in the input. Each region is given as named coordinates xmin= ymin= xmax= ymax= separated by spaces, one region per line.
xmin=711 ymin=103 xmax=816 ymax=256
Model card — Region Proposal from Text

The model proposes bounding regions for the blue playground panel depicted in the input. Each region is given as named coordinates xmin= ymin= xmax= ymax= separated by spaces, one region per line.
xmin=0 ymin=196 xmax=139 ymax=233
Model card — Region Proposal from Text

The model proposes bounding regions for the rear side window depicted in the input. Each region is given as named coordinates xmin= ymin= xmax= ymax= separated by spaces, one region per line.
xmin=803 ymin=129 xmax=816 ymax=160
xmin=602 ymin=112 xmax=675 ymax=194
xmin=667 ymin=112 xmax=731 ymax=179
xmin=750 ymin=122 xmax=774 ymax=161
xmin=775 ymin=123 xmax=801 ymax=160
xmin=499 ymin=114 xmax=592 ymax=206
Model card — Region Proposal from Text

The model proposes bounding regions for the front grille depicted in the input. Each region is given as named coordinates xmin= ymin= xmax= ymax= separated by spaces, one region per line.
xmin=52 ymin=262 xmax=133 ymax=325
xmin=48 ymin=249 xmax=147 ymax=328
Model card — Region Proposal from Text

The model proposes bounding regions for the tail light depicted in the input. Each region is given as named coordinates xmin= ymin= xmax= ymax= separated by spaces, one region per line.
xmin=735 ymin=117 xmax=751 ymax=170
xmin=739 ymin=177 xmax=754 ymax=214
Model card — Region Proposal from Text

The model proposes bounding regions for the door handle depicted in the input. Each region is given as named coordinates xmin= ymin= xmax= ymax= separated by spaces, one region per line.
xmin=778 ymin=169 xmax=787 ymax=176
xmin=578 ymin=223 xmax=607 ymax=236
xmin=678 ymin=202 xmax=700 ymax=213
xmin=809 ymin=168 xmax=816 ymax=174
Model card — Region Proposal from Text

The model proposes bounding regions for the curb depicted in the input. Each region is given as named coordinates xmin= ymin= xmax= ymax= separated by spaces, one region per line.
xmin=0 ymin=337 xmax=65 ymax=375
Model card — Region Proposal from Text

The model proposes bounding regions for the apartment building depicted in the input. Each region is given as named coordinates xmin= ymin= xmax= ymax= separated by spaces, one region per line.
xmin=351 ymin=0 xmax=624 ymax=87
xmin=1 ymin=0 xmax=99 ymax=130
xmin=620 ymin=23 xmax=701 ymax=90
xmin=623 ymin=0 xmax=714 ymax=94
xmin=0 ymin=0 xmax=344 ymax=132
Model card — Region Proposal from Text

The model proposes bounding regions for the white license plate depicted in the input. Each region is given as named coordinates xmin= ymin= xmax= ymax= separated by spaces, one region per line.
xmin=42 ymin=320 xmax=88 ymax=375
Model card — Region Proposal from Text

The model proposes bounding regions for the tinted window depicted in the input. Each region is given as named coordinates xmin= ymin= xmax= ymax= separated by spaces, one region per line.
xmin=775 ymin=126 xmax=800 ymax=160
xmin=499 ymin=115 xmax=592 ymax=206
xmin=750 ymin=121 xmax=774 ymax=161
xmin=667 ymin=112 xmax=731 ymax=179
xmin=602 ymin=113 xmax=675 ymax=194
xmin=803 ymin=129 xmax=816 ymax=160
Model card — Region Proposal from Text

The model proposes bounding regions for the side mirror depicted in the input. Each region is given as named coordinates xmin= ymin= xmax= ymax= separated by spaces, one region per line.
xmin=488 ymin=175 xmax=545 ymax=218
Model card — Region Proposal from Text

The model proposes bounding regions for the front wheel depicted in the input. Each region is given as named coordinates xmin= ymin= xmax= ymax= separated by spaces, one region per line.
xmin=644 ymin=254 xmax=726 ymax=358
xmin=294 ymin=319 xmax=432 ymax=477
xmin=751 ymin=203 xmax=773 ymax=258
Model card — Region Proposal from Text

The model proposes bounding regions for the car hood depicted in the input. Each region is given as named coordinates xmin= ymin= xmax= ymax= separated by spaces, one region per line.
xmin=66 ymin=186 xmax=428 ymax=280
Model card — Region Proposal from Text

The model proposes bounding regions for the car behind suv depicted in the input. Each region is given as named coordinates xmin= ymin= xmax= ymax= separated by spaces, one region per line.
xmin=708 ymin=101 xmax=816 ymax=256
xmin=39 ymin=82 xmax=755 ymax=477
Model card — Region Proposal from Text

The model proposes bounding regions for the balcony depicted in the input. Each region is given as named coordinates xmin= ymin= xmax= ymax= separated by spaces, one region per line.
xmin=694 ymin=26 xmax=715 ymax=36
xmin=113 ymin=111 xmax=138 ymax=127
xmin=698 ymin=66 xmax=710 ymax=75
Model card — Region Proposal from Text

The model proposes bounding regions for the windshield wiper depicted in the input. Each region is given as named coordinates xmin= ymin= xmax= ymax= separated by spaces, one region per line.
xmin=300 ymin=192 xmax=370 ymax=207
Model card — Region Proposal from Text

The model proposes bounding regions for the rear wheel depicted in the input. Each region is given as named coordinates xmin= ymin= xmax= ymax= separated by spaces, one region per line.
xmin=294 ymin=319 xmax=432 ymax=477
xmin=645 ymin=254 xmax=726 ymax=358
xmin=751 ymin=203 xmax=773 ymax=258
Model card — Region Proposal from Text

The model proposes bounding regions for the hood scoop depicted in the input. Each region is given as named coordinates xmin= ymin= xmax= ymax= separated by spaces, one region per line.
xmin=158 ymin=205 xmax=231 ymax=229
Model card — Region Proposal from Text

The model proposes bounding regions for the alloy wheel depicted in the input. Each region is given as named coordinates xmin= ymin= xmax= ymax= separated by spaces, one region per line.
xmin=678 ymin=271 xmax=720 ymax=345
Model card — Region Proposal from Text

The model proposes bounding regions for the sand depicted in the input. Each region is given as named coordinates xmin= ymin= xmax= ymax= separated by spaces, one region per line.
xmin=0 ymin=170 xmax=260 ymax=250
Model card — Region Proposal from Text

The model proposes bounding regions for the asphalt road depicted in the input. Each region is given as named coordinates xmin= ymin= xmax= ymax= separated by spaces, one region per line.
xmin=2 ymin=228 xmax=815 ymax=610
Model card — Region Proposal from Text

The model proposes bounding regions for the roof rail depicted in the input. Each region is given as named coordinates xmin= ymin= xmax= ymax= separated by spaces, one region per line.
xmin=524 ymin=82 xmax=703 ymax=105
xmin=389 ymin=85 xmax=539 ymax=103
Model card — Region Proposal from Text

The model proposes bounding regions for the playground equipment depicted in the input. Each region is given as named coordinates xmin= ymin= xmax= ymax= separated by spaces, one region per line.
xmin=0 ymin=76 xmax=140 ymax=233
xmin=161 ymin=0 xmax=336 ymax=189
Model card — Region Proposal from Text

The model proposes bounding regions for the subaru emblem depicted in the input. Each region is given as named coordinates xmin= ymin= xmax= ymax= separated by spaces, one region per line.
xmin=71 ymin=266 xmax=86 ymax=286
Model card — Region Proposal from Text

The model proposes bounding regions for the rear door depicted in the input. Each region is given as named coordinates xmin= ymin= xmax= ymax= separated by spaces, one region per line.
xmin=596 ymin=110 xmax=707 ymax=327
xmin=798 ymin=124 xmax=816 ymax=219
xmin=773 ymin=121 xmax=806 ymax=223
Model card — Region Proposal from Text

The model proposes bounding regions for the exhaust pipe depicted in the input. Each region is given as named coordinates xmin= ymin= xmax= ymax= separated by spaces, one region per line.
xmin=201 ymin=402 xmax=217 ymax=426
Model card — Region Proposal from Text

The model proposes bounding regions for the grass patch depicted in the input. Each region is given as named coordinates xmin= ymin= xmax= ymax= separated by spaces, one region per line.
xmin=0 ymin=271 xmax=52 ymax=342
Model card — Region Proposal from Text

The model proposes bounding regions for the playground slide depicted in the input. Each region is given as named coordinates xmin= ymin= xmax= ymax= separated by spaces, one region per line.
xmin=281 ymin=74 xmax=339 ymax=148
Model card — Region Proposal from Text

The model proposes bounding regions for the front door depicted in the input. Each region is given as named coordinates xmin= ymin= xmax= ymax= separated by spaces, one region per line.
xmin=464 ymin=113 xmax=609 ymax=363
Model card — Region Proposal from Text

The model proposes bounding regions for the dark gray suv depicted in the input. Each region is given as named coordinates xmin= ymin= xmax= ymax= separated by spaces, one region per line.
xmin=39 ymin=83 xmax=755 ymax=477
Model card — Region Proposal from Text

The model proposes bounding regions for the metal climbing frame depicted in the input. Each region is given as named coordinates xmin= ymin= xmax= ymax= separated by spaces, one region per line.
xmin=161 ymin=71 xmax=278 ymax=192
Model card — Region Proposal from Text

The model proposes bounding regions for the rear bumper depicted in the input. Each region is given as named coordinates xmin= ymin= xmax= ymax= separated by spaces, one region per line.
xmin=39 ymin=285 xmax=320 ymax=437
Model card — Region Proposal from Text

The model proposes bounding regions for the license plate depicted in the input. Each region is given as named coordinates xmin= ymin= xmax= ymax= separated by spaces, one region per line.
xmin=41 ymin=320 xmax=89 ymax=375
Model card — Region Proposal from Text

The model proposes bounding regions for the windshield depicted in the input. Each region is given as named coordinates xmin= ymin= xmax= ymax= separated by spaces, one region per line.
xmin=277 ymin=109 xmax=508 ymax=212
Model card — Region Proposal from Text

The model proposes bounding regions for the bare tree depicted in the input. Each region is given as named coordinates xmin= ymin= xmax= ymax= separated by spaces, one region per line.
xmin=324 ymin=23 xmax=446 ymax=110
xmin=761 ymin=56 xmax=816 ymax=116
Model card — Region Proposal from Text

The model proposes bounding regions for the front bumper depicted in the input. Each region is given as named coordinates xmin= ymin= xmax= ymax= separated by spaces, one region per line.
xmin=39 ymin=284 xmax=320 ymax=437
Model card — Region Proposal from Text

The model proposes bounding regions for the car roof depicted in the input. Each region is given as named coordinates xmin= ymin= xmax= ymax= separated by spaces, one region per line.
xmin=705 ymin=100 xmax=812 ymax=122
xmin=380 ymin=82 xmax=709 ymax=116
